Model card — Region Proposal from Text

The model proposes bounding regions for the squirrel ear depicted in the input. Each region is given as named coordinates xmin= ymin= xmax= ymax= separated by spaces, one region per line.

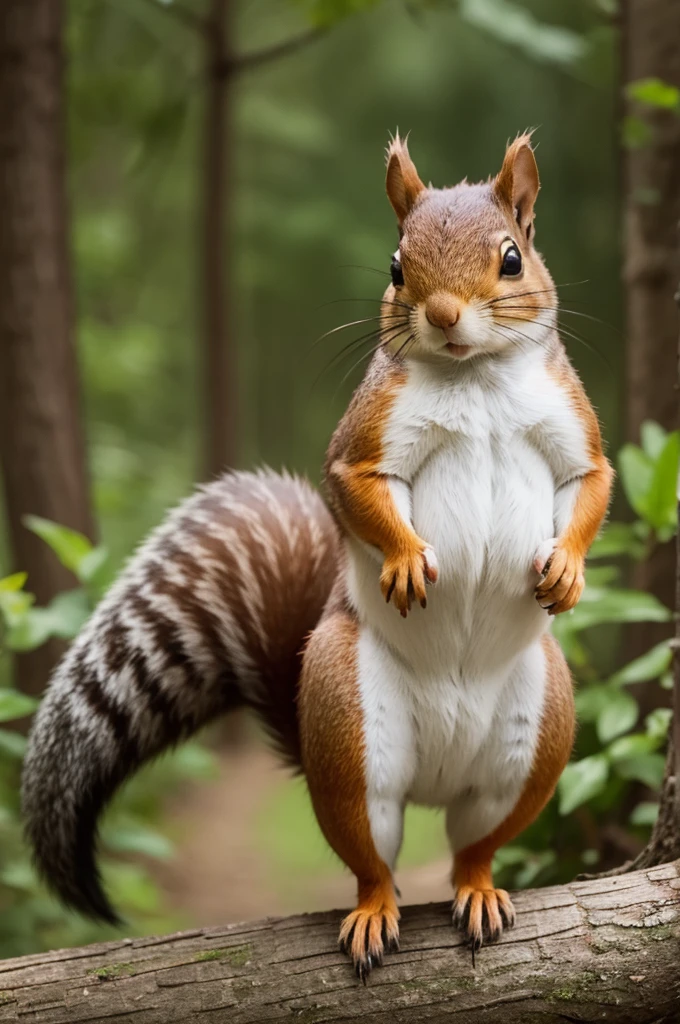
xmin=386 ymin=133 xmax=425 ymax=225
xmin=494 ymin=132 xmax=540 ymax=241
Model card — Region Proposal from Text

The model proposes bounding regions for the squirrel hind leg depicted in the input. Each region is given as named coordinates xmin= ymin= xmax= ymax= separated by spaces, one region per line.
xmin=338 ymin=877 xmax=400 ymax=983
xmin=299 ymin=608 xmax=405 ymax=981
xmin=451 ymin=855 xmax=516 ymax=952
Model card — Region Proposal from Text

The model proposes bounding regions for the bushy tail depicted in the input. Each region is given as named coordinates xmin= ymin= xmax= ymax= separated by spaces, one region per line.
xmin=21 ymin=470 xmax=339 ymax=923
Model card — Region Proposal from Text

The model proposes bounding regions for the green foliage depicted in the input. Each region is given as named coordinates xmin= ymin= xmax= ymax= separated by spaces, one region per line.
xmin=0 ymin=529 xmax=218 ymax=958
xmin=458 ymin=0 xmax=586 ymax=69
xmin=623 ymin=78 xmax=680 ymax=150
xmin=626 ymin=77 xmax=680 ymax=112
xmin=0 ymin=520 xmax=111 ymax=654
xmin=494 ymin=423 xmax=678 ymax=890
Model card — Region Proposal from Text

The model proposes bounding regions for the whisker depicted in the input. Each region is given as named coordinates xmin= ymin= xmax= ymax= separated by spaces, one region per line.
xmin=491 ymin=315 xmax=611 ymax=370
xmin=334 ymin=325 xmax=411 ymax=394
xmin=392 ymin=330 xmax=417 ymax=363
xmin=308 ymin=314 xmax=408 ymax=352
xmin=492 ymin=304 xmax=612 ymax=330
xmin=322 ymin=322 xmax=405 ymax=367
xmin=315 ymin=297 xmax=415 ymax=312
xmin=488 ymin=281 xmax=589 ymax=306
xmin=337 ymin=264 xmax=391 ymax=278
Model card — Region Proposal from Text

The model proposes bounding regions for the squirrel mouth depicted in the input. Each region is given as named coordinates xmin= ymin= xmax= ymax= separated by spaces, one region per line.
xmin=445 ymin=341 xmax=473 ymax=358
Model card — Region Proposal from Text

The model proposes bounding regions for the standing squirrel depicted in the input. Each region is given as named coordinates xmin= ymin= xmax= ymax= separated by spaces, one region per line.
xmin=22 ymin=132 xmax=612 ymax=980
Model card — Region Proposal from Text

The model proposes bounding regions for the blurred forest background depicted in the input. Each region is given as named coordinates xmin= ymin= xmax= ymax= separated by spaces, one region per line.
xmin=0 ymin=0 xmax=679 ymax=958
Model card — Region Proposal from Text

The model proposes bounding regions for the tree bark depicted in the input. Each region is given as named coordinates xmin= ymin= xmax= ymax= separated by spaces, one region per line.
xmin=0 ymin=0 xmax=95 ymax=696
xmin=0 ymin=863 xmax=677 ymax=1023
xmin=201 ymin=0 xmax=237 ymax=479
xmin=622 ymin=0 xmax=680 ymax=660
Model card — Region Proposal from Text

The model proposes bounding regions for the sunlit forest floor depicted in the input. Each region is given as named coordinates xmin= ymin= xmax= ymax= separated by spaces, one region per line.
xmin=156 ymin=738 xmax=453 ymax=927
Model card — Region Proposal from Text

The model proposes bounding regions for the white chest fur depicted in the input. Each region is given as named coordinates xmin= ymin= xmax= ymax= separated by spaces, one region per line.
xmin=346 ymin=349 xmax=589 ymax=858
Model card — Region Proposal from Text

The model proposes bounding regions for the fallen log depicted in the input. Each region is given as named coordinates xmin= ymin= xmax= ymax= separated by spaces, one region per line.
xmin=0 ymin=861 xmax=678 ymax=1024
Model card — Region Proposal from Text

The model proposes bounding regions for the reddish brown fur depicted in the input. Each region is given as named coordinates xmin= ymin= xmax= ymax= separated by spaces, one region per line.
xmin=302 ymin=133 xmax=610 ymax=972
xmin=385 ymin=133 xmax=425 ymax=224
xmin=299 ymin=604 xmax=399 ymax=976
xmin=536 ymin=350 xmax=614 ymax=614
xmin=381 ymin=134 xmax=555 ymax=345
xmin=325 ymin=354 xmax=437 ymax=616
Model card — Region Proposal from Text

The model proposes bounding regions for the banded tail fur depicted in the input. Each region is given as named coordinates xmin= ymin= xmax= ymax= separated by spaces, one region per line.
xmin=21 ymin=471 xmax=339 ymax=922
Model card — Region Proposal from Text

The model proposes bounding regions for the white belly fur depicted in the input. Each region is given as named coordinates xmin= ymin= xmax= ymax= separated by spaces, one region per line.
xmin=345 ymin=353 xmax=584 ymax=862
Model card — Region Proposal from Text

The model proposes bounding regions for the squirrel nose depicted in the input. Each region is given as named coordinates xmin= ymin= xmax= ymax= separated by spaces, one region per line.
xmin=425 ymin=293 xmax=462 ymax=333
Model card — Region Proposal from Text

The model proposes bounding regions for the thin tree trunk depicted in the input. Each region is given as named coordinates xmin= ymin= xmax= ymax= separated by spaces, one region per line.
xmin=0 ymin=863 xmax=677 ymax=1023
xmin=201 ymin=0 xmax=236 ymax=479
xmin=622 ymin=0 xmax=680 ymax=660
xmin=0 ymin=0 xmax=95 ymax=696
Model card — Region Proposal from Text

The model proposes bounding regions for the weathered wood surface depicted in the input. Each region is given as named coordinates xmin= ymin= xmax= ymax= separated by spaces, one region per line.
xmin=0 ymin=862 xmax=678 ymax=1024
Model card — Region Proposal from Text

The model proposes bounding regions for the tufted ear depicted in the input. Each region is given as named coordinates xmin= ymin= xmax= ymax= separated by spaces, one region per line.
xmin=494 ymin=132 xmax=540 ymax=241
xmin=385 ymin=132 xmax=425 ymax=226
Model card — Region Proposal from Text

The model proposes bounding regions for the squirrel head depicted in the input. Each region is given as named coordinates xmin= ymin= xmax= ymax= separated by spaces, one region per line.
xmin=382 ymin=132 xmax=556 ymax=363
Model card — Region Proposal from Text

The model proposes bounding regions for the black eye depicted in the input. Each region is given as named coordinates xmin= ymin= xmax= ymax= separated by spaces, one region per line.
xmin=501 ymin=244 xmax=522 ymax=277
xmin=390 ymin=252 xmax=404 ymax=287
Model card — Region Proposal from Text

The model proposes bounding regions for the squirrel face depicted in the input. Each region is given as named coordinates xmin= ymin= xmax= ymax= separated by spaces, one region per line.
xmin=382 ymin=133 xmax=557 ymax=363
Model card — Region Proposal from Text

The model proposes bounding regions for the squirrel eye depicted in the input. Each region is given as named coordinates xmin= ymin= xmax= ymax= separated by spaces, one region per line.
xmin=500 ymin=244 xmax=522 ymax=277
xmin=390 ymin=252 xmax=404 ymax=288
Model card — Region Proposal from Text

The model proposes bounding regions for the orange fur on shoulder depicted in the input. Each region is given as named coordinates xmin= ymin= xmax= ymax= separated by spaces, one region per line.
xmin=325 ymin=355 xmax=437 ymax=616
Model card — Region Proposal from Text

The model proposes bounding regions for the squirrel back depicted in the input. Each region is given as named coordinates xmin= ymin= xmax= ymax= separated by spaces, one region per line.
xmin=21 ymin=470 xmax=339 ymax=922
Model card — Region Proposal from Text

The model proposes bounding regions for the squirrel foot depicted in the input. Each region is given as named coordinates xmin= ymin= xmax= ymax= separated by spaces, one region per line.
xmin=452 ymin=885 xmax=516 ymax=952
xmin=380 ymin=543 xmax=438 ymax=617
xmin=338 ymin=904 xmax=400 ymax=983
xmin=534 ymin=540 xmax=584 ymax=615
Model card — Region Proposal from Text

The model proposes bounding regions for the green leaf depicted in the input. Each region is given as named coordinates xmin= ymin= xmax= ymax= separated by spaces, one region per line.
xmin=618 ymin=444 xmax=653 ymax=519
xmin=104 ymin=823 xmax=175 ymax=861
xmin=630 ymin=801 xmax=659 ymax=827
xmin=0 ymin=861 xmax=38 ymax=892
xmin=459 ymin=0 xmax=586 ymax=67
xmin=627 ymin=77 xmax=680 ymax=111
xmin=558 ymin=754 xmax=609 ymax=814
xmin=44 ymin=589 xmax=91 ymax=639
xmin=23 ymin=516 xmax=93 ymax=576
xmin=613 ymin=753 xmax=665 ymax=789
xmin=645 ymin=707 xmax=672 ymax=742
xmin=589 ymin=522 xmax=644 ymax=559
xmin=6 ymin=608 xmax=56 ymax=652
xmin=6 ymin=589 xmax=90 ymax=650
xmin=608 ymin=733 xmax=659 ymax=760
xmin=596 ymin=689 xmax=638 ymax=743
xmin=640 ymin=421 xmax=668 ymax=460
xmin=584 ymin=566 xmax=620 ymax=587
xmin=77 ymin=545 xmax=111 ymax=588
xmin=562 ymin=586 xmax=671 ymax=632
xmin=610 ymin=641 xmax=672 ymax=686
xmin=0 ymin=573 xmax=28 ymax=593
xmin=574 ymin=684 xmax=611 ymax=724
xmin=0 ymin=689 xmax=39 ymax=723
xmin=0 ymin=729 xmax=28 ymax=759
xmin=0 ymin=587 xmax=35 ymax=629
xmin=622 ymin=115 xmax=653 ymax=150
xmin=644 ymin=431 xmax=679 ymax=532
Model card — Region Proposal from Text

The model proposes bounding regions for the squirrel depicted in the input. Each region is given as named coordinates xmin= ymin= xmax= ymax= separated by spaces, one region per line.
xmin=22 ymin=132 xmax=613 ymax=980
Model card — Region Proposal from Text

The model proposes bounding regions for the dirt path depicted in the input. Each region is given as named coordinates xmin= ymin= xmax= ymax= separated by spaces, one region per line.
xmin=157 ymin=742 xmax=452 ymax=926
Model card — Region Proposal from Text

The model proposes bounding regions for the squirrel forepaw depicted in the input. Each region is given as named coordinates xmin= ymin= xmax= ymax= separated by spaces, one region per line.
xmin=380 ymin=542 xmax=438 ymax=616
xmin=533 ymin=538 xmax=557 ymax=576
xmin=534 ymin=541 xmax=584 ymax=615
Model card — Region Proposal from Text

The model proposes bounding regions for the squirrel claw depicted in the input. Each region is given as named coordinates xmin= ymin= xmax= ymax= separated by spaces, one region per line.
xmin=380 ymin=542 xmax=438 ymax=615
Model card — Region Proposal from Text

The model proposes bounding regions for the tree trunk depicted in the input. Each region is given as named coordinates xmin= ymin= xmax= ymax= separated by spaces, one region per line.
xmin=622 ymin=0 xmax=680 ymax=661
xmin=0 ymin=0 xmax=95 ymax=696
xmin=0 ymin=863 xmax=677 ymax=1023
xmin=201 ymin=0 xmax=236 ymax=479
